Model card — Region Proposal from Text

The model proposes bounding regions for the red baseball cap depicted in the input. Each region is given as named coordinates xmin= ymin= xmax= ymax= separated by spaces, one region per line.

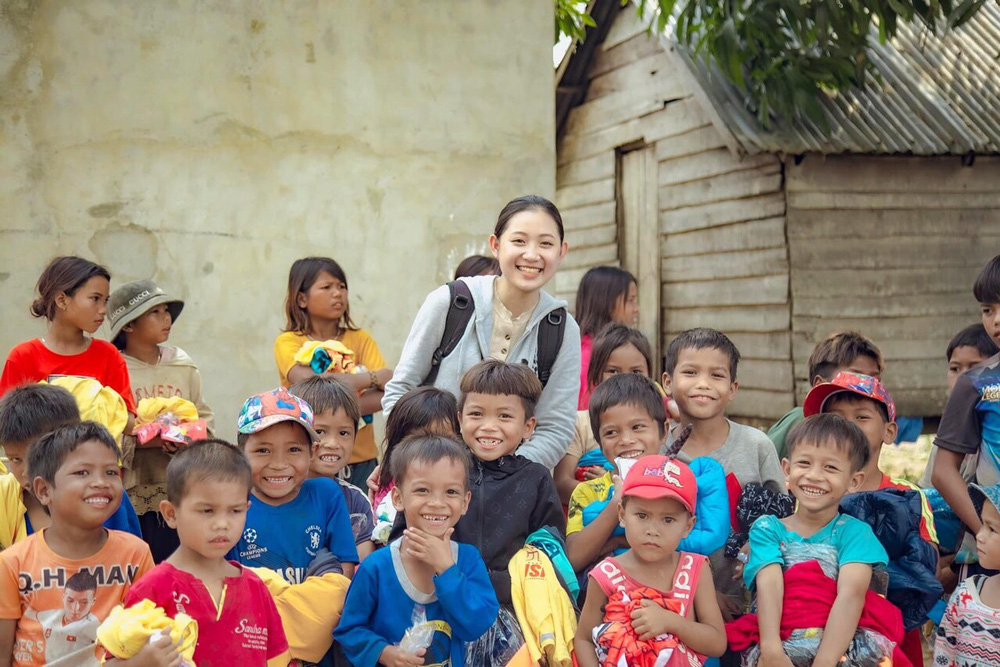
xmin=802 ymin=371 xmax=896 ymax=423
xmin=621 ymin=455 xmax=698 ymax=513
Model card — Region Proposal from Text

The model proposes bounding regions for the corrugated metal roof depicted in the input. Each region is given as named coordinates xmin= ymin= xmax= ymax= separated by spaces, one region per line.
xmin=667 ymin=2 xmax=1000 ymax=155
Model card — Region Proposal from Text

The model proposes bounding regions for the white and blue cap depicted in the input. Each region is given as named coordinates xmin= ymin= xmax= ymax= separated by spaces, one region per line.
xmin=969 ymin=482 xmax=1000 ymax=519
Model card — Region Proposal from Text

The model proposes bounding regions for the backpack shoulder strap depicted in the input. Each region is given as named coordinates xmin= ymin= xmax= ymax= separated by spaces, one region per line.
xmin=423 ymin=280 xmax=475 ymax=386
xmin=536 ymin=307 xmax=566 ymax=388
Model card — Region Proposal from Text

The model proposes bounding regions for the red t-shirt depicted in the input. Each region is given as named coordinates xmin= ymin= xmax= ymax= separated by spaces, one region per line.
xmin=119 ymin=561 xmax=289 ymax=665
xmin=0 ymin=339 xmax=136 ymax=412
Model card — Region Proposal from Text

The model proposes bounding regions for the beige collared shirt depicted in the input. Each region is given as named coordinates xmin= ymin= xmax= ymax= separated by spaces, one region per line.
xmin=489 ymin=284 xmax=531 ymax=361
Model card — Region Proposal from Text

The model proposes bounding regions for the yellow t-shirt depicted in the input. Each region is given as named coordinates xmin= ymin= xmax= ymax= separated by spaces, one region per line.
xmin=274 ymin=330 xmax=387 ymax=463
xmin=0 ymin=473 xmax=26 ymax=551
xmin=566 ymin=472 xmax=613 ymax=536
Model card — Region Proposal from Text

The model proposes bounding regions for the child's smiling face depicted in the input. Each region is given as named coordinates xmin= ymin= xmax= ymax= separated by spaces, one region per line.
xmin=243 ymin=421 xmax=316 ymax=505
xmin=663 ymin=346 xmax=737 ymax=421
xmin=392 ymin=458 xmax=470 ymax=538
xmin=782 ymin=440 xmax=863 ymax=516
xmin=34 ymin=439 xmax=123 ymax=529
xmin=309 ymin=408 xmax=357 ymax=479
xmin=459 ymin=392 xmax=535 ymax=461
xmin=597 ymin=404 xmax=663 ymax=468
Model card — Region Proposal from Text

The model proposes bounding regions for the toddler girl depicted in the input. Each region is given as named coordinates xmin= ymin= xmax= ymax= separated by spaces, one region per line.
xmin=383 ymin=195 xmax=581 ymax=471
xmin=275 ymin=257 xmax=392 ymax=490
xmin=574 ymin=266 xmax=638 ymax=409
xmin=107 ymin=279 xmax=214 ymax=562
xmin=0 ymin=256 xmax=135 ymax=416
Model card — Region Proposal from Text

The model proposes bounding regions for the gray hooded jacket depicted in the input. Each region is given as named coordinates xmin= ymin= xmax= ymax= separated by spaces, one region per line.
xmin=382 ymin=275 xmax=580 ymax=469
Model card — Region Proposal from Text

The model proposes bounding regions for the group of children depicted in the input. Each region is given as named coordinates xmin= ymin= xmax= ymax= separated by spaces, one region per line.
xmin=0 ymin=193 xmax=998 ymax=667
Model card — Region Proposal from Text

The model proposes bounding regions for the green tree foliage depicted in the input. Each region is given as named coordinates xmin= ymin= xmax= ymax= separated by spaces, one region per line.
xmin=557 ymin=0 xmax=990 ymax=126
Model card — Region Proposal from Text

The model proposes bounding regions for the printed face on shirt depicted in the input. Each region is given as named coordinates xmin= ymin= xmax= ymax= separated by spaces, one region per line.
xmin=309 ymin=408 xmax=357 ymax=479
xmin=600 ymin=342 xmax=650 ymax=384
xmin=2 ymin=439 xmax=31 ymax=490
xmin=243 ymin=421 xmax=316 ymax=505
xmin=611 ymin=281 xmax=639 ymax=327
xmin=663 ymin=347 xmax=737 ymax=422
xmin=162 ymin=477 xmax=250 ymax=560
xmin=392 ymin=457 xmax=471 ymax=537
xmin=297 ymin=270 xmax=348 ymax=325
xmin=782 ymin=440 xmax=863 ymax=516
xmin=948 ymin=345 xmax=993 ymax=393
xmin=460 ymin=392 xmax=535 ymax=461
xmin=976 ymin=498 xmax=1000 ymax=570
xmin=982 ymin=302 xmax=1000 ymax=345
xmin=59 ymin=276 xmax=110 ymax=334
xmin=618 ymin=495 xmax=694 ymax=563
xmin=823 ymin=393 xmax=896 ymax=466
xmin=597 ymin=403 xmax=663 ymax=468
xmin=124 ymin=303 xmax=173 ymax=346
xmin=62 ymin=587 xmax=96 ymax=623
xmin=33 ymin=439 xmax=123 ymax=529
xmin=488 ymin=209 xmax=567 ymax=295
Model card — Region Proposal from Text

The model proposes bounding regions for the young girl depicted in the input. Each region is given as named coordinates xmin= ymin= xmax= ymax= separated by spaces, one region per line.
xmin=935 ymin=482 xmax=1000 ymax=665
xmin=383 ymin=195 xmax=581 ymax=471
xmin=274 ymin=257 xmax=393 ymax=489
xmin=554 ymin=323 xmax=655 ymax=503
xmin=0 ymin=256 xmax=136 ymax=415
xmin=574 ymin=454 xmax=726 ymax=666
xmin=107 ymin=279 xmax=215 ymax=563
xmin=575 ymin=266 xmax=639 ymax=409
xmin=369 ymin=387 xmax=461 ymax=544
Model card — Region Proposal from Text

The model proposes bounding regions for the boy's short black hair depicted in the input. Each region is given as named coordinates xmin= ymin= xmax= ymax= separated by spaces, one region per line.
xmin=785 ymin=414 xmax=870 ymax=472
xmin=824 ymin=391 xmax=890 ymax=424
xmin=664 ymin=328 xmax=740 ymax=380
xmin=458 ymin=359 xmax=543 ymax=419
xmin=807 ymin=331 xmax=884 ymax=382
xmin=28 ymin=421 xmax=120 ymax=485
xmin=390 ymin=435 xmax=471 ymax=490
xmin=588 ymin=373 xmax=667 ymax=444
xmin=947 ymin=323 xmax=999 ymax=361
xmin=65 ymin=570 xmax=98 ymax=593
xmin=973 ymin=254 xmax=1000 ymax=305
xmin=0 ymin=384 xmax=80 ymax=446
xmin=166 ymin=439 xmax=252 ymax=504
xmin=289 ymin=376 xmax=361 ymax=430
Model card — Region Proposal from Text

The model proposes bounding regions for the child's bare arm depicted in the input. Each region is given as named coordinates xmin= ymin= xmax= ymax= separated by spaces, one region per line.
xmin=573 ymin=583 xmax=607 ymax=667
xmin=0 ymin=619 xmax=14 ymax=667
xmin=813 ymin=562 xmax=872 ymax=667
xmin=932 ymin=448 xmax=981 ymax=532
xmin=630 ymin=566 xmax=727 ymax=656
xmin=754 ymin=564 xmax=792 ymax=667
xmin=566 ymin=476 xmax=623 ymax=571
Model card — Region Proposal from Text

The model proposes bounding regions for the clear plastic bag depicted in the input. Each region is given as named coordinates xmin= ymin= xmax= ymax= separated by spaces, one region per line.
xmin=463 ymin=605 xmax=524 ymax=666
xmin=399 ymin=605 xmax=435 ymax=655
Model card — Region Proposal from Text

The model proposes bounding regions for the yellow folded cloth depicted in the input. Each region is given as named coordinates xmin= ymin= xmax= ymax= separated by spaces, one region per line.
xmin=509 ymin=546 xmax=577 ymax=667
xmin=97 ymin=599 xmax=198 ymax=663
xmin=41 ymin=377 xmax=129 ymax=444
xmin=136 ymin=397 xmax=200 ymax=425
xmin=293 ymin=340 xmax=357 ymax=374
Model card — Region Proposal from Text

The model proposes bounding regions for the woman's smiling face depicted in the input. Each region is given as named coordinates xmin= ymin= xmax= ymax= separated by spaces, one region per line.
xmin=490 ymin=208 xmax=567 ymax=294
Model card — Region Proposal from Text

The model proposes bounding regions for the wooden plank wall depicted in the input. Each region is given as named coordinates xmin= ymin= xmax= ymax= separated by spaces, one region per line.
xmin=555 ymin=8 xmax=796 ymax=422
xmin=787 ymin=155 xmax=1000 ymax=416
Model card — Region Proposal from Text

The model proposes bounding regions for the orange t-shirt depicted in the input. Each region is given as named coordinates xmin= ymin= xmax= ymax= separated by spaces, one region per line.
xmin=0 ymin=529 xmax=153 ymax=667
xmin=273 ymin=330 xmax=387 ymax=463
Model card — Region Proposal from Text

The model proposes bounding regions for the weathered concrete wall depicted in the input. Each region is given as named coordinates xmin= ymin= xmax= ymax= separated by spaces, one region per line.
xmin=0 ymin=0 xmax=555 ymax=437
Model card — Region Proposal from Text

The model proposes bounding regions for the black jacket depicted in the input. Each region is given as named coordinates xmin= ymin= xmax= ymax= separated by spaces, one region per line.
xmin=391 ymin=453 xmax=566 ymax=605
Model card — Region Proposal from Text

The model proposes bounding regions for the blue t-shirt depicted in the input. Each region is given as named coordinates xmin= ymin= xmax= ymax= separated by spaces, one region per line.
xmin=744 ymin=513 xmax=888 ymax=589
xmin=228 ymin=477 xmax=359 ymax=583
xmin=334 ymin=539 xmax=498 ymax=667
xmin=25 ymin=490 xmax=142 ymax=538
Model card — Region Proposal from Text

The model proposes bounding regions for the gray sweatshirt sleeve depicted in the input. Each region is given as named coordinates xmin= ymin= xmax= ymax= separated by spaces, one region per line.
xmin=517 ymin=317 xmax=581 ymax=470
xmin=381 ymin=284 xmax=452 ymax=416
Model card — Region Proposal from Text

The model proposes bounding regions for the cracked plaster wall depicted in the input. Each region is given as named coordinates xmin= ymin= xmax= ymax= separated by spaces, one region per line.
xmin=0 ymin=0 xmax=555 ymax=437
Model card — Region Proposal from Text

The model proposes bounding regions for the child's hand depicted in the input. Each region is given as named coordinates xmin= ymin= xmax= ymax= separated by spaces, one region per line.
xmin=404 ymin=527 xmax=455 ymax=575
xmin=611 ymin=474 xmax=624 ymax=506
xmin=366 ymin=465 xmax=382 ymax=498
xmin=630 ymin=599 xmax=681 ymax=640
xmin=582 ymin=466 xmax=606 ymax=480
xmin=378 ymin=645 xmax=425 ymax=666
xmin=130 ymin=634 xmax=182 ymax=667
xmin=759 ymin=642 xmax=794 ymax=667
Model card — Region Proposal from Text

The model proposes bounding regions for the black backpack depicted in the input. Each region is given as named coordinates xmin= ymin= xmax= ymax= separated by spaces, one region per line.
xmin=422 ymin=280 xmax=567 ymax=388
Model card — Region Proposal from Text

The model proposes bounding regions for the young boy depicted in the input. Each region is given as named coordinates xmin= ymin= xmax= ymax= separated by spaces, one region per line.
xmin=334 ymin=436 xmax=498 ymax=667
xmin=0 ymin=422 xmax=153 ymax=666
xmin=768 ymin=331 xmax=884 ymax=460
xmin=109 ymin=439 xmax=290 ymax=666
xmin=660 ymin=328 xmax=783 ymax=622
xmin=289 ymin=376 xmax=375 ymax=560
xmin=803 ymin=371 xmax=938 ymax=544
xmin=738 ymin=415 xmax=892 ymax=666
xmin=228 ymin=388 xmax=359 ymax=581
xmin=566 ymin=373 xmax=667 ymax=573
xmin=933 ymin=254 xmax=1000 ymax=557
xmin=0 ymin=384 xmax=141 ymax=549
xmin=919 ymin=323 xmax=999 ymax=488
